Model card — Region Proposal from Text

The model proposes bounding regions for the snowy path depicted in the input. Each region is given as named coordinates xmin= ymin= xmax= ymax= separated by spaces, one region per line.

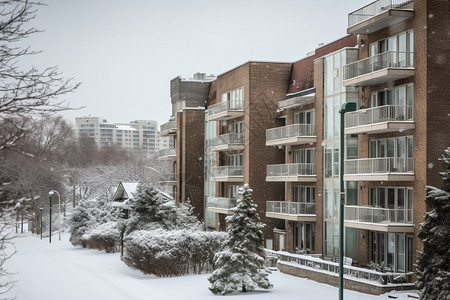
xmin=5 ymin=233 xmax=417 ymax=300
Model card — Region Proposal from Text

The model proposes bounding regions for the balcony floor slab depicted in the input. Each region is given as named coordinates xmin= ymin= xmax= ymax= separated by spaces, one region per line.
xmin=344 ymin=173 xmax=414 ymax=181
xmin=344 ymin=122 xmax=415 ymax=135
xmin=344 ymin=221 xmax=415 ymax=233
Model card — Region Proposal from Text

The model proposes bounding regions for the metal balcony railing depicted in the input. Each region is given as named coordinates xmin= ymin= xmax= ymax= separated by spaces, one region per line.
xmin=158 ymin=148 xmax=176 ymax=158
xmin=160 ymin=120 xmax=177 ymax=133
xmin=207 ymin=99 xmax=244 ymax=118
xmin=345 ymin=205 xmax=413 ymax=224
xmin=267 ymin=163 xmax=316 ymax=177
xmin=207 ymin=197 xmax=237 ymax=210
xmin=211 ymin=133 xmax=244 ymax=148
xmin=345 ymin=158 xmax=414 ymax=175
xmin=211 ymin=166 xmax=244 ymax=177
xmin=343 ymin=51 xmax=414 ymax=81
xmin=345 ymin=105 xmax=413 ymax=128
xmin=266 ymin=201 xmax=316 ymax=215
xmin=266 ymin=124 xmax=316 ymax=142
xmin=348 ymin=0 xmax=414 ymax=27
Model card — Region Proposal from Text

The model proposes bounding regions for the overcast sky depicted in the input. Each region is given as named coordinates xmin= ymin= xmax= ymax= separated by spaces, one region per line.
xmin=24 ymin=0 xmax=370 ymax=127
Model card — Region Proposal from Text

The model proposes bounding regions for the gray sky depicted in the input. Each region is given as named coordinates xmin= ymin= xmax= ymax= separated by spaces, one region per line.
xmin=25 ymin=0 xmax=369 ymax=127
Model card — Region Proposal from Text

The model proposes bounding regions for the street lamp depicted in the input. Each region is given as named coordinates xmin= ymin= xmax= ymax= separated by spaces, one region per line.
xmin=339 ymin=102 xmax=356 ymax=300
xmin=49 ymin=190 xmax=62 ymax=241
xmin=40 ymin=205 xmax=43 ymax=240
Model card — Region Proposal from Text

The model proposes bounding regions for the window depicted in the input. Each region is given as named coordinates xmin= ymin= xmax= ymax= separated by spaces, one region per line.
xmin=293 ymin=186 xmax=315 ymax=203
xmin=228 ymin=154 xmax=243 ymax=166
xmin=222 ymin=87 xmax=244 ymax=110
xmin=294 ymin=109 xmax=315 ymax=125
xmin=294 ymin=148 xmax=315 ymax=164
xmin=369 ymin=30 xmax=414 ymax=67
xmin=228 ymin=122 xmax=243 ymax=134
xmin=370 ymin=136 xmax=413 ymax=159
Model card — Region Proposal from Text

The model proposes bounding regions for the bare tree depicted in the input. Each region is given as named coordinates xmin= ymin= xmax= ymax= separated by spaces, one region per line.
xmin=0 ymin=0 xmax=80 ymax=151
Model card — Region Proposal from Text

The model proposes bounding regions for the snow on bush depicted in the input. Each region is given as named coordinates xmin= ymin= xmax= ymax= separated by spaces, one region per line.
xmin=81 ymin=221 xmax=120 ymax=253
xmin=69 ymin=196 xmax=119 ymax=247
xmin=122 ymin=229 xmax=228 ymax=277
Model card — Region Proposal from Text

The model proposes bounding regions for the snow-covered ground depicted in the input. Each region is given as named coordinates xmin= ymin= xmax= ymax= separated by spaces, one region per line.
xmin=4 ymin=233 xmax=419 ymax=300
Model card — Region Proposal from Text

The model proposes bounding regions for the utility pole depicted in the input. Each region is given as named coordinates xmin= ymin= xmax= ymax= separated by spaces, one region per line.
xmin=49 ymin=194 xmax=52 ymax=243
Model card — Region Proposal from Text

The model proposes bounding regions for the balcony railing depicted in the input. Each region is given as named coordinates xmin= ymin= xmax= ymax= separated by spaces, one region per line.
xmin=160 ymin=120 xmax=177 ymax=135
xmin=266 ymin=124 xmax=316 ymax=145
xmin=211 ymin=133 xmax=244 ymax=150
xmin=207 ymin=197 xmax=237 ymax=211
xmin=159 ymin=173 xmax=176 ymax=185
xmin=266 ymin=201 xmax=316 ymax=215
xmin=345 ymin=205 xmax=413 ymax=225
xmin=343 ymin=51 xmax=414 ymax=85
xmin=210 ymin=166 xmax=244 ymax=181
xmin=345 ymin=157 xmax=414 ymax=175
xmin=348 ymin=0 xmax=414 ymax=28
xmin=266 ymin=163 xmax=316 ymax=182
xmin=207 ymin=100 xmax=244 ymax=120
xmin=158 ymin=148 xmax=176 ymax=160
xmin=345 ymin=105 xmax=414 ymax=134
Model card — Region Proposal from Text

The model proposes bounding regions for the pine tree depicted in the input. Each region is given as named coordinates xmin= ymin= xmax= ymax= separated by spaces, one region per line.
xmin=208 ymin=184 xmax=272 ymax=295
xmin=69 ymin=199 xmax=94 ymax=246
xmin=416 ymin=147 xmax=450 ymax=300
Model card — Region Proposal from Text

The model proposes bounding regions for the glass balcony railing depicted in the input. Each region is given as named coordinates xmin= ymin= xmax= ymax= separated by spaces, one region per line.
xmin=345 ymin=105 xmax=413 ymax=128
xmin=267 ymin=163 xmax=316 ymax=177
xmin=210 ymin=166 xmax=244 ymax=178
xmin=207 ymin=197 xmax=237 ymax=210
xmin=266 ymin=124 xmax=316 ymax=143
xmin=348 ymin=0 xmax=414 ymax=28
xmin=160 ymin=120 xmax=177 ymax=135
xmin=345 ymin=205 xmax=413 ymax=224
xmin=345 ymin=157 xmax=414 ymax=175
xmin=266 ymin=201 xmax=316 ymax=216
xmin=343 ymin=51 xmax=414 ymax=81
xmin=211 ymin=133 xmax=244 ymax=149
xmin=158 ymin=148 xmax=176 ymax=158
xmin=207 ymin=100 xmax=244 ymax=119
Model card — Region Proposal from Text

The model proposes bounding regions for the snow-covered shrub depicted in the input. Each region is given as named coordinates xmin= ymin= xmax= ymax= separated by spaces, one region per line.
xmin=124 ymin=184 xmax=202 ymax=236
xmin=122 ymin=229 xmax=227 ymax=277
xmin=69 ymin=196 xmax=119 ymax=247
xmin=81 ymin=221 xmax=120 ymax=253
xmin=208 ymin=184 xmax=272 ymax=295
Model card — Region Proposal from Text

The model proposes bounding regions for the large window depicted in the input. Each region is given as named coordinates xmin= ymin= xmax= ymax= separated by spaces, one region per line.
xmin=295 ymin=222 xmax=315 ymax=252
xmin=370 ymin=136 xmax=413 ymax=159
xmin=293 ymin=148 xmax=315 ymax=164
xmin=228 ymin=154 xmax=243 ymax=166
xmin=370 ymin=187 xmax=413 ymax=223
xmin=293 ymin=186 xmax=315 ymax=203
xmin=228 ymin=121 xmax=243 ymax=134
xmin=370 ymin=232 xmax=413 ymax=272
xmin=369 ymin=30 xmax=414 ymax=64
xmin=222 ymin=87 xmax=244 ymax=109
xmin=294 ymin=109 xmax=315 ymax=125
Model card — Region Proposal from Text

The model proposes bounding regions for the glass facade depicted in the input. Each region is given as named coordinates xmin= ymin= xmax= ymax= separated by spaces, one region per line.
xmin=323 ymin=48 xmax=359 ymax=258
xmin=204 ymin=112 xmax=217 ymax=229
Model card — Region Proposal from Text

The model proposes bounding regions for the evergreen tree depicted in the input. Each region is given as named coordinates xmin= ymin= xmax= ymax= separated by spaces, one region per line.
xmin=208 ymin=184 xmax=272 ymax=295
xmin=416 ymin=147 xmax=450 ymax=300
xmin=69 ymin=199 xmax=94 ymax=246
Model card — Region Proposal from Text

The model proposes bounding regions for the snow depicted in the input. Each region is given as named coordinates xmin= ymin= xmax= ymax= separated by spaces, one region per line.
xmin=4 ymin=233 xmax=419 ymax=300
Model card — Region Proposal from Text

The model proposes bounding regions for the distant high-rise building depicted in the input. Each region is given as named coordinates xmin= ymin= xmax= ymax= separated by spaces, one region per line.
xmin=74 ymin=117 xmax=160 ymax=153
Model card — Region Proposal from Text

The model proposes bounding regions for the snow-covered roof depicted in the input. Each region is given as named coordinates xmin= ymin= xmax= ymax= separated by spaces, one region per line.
xmin=112 ymin=182 xmax=139 ymax=202
xmin=115 ymin=124 xmax=137 ymax=131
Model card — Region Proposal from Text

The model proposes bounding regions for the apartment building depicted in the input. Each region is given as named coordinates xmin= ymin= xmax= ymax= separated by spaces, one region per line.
xmin=158 ymin=73 xmax=215 ymax=219
xmin=205 ymin=62 xmax=293 ymax=244
xmin=159 ymin=0 xmax=449 ymax=288
xmin=74 ymin=117 xmax=160 ymax=153
xmin=338 ymin=0 xmax=449 ymax=274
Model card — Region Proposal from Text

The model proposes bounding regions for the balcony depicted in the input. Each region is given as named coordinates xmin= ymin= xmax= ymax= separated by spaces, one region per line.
xmin=344 ymin=157 xmax=414 ymax=181
xmin=207 ymin=100 xmax=244 ymax=121
xmin=210 ymin=133 xmax=244 ymax=152
xmin=347 ymin=0 xmax=414 ymax=34
xmin=266 ymin=163 xmax=316 ymax=182
xmin=278 ymin=91 xmax=315 ymax=110
xmin=160 ymin=120 xmax=177 ymax=136
xmin=344 ymin=105 xmax=414 ymax=135
xmin=345 ymin=205 xmax=414 ymax=232
xmin=266 ymin=201 xmax=316 ymax=222
xmin=159 ymin=173 xmax=176 ymax=186
xmin=266 ymin=124 xmax=316 ymax=147
xmin=157 ymin=148 xmax=176 ymax=161
xmin=207 ymin=197 xmax=236 ymax=214
xmin=343 ymin=51 xmax=414 ymax=87
xmin=210 ymin=166 xmax=244 ymax=182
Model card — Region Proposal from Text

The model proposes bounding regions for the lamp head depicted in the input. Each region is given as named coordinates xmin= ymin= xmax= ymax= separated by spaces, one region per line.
xmin=49 ymin=190 xmax=55 ymax=196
